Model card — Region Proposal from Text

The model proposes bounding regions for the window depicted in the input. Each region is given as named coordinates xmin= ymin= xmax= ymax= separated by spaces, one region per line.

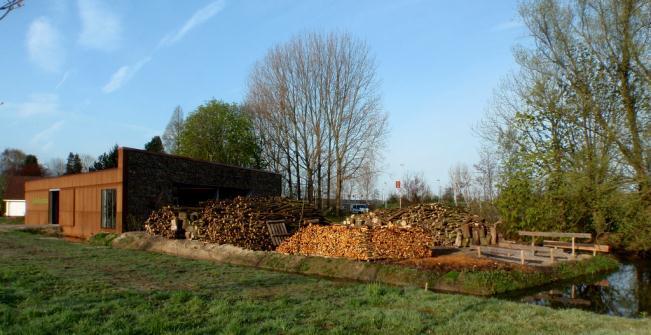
xmin=101 ymin=189 xmax=116 ymax=229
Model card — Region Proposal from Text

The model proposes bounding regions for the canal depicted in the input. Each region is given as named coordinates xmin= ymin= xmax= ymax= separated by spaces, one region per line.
xmin=502 ymin=259 xmax=651 ymax=318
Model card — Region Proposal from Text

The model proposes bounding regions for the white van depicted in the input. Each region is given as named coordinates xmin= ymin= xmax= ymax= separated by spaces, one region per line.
xmin=350 ymin=204 xmax=369 ymax=214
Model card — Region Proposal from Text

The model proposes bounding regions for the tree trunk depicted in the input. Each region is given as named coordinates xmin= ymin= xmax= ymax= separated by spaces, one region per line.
xmin=286 ymin=149 xmax=293 ymax=198
xmin=316 ymin=159 xmax=322 ymax=209
xmin=335 ymin=165 xmax=344 ymax=216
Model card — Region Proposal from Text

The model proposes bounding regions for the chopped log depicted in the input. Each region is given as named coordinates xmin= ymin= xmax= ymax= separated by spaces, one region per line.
xmin=343 ymin=203 xmax=492 ymax=247
xmin=144 ymin=196 xmax=328 ymax=251
xmin=490 ymin=225 xmax=497 ymax=245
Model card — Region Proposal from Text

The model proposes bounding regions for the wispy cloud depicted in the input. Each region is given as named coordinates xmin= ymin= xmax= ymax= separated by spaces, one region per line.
xmin=159 ymin=0 xmax=225 ymax=47
xmin=26 ymin=17 xmax=65 ymax=72
xmin=491 ymin=19 xmax=524 ymax=32
xmin=78 ymin=0 xmax=121 ymax=51
xmin=5 ymin=93 xmax=60 ymax=117
xmin=102 ymin=57 xmax=151 ymax=93
xmin=55 ymin=71 xmax=70 ymax=89
xmin=31 ymin=120 xmax=65 ymax=151
xmin=101 ymin=1 xmax=225 ymax=93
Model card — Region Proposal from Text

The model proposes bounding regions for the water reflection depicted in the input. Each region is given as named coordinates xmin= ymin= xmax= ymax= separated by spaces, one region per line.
xmin=509 ymin=260 xmax=651 ymax=318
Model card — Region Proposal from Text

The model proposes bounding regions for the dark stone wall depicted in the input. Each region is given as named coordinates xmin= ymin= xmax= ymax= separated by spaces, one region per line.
xmin=123 ymin=148 xmax=281 ymax=229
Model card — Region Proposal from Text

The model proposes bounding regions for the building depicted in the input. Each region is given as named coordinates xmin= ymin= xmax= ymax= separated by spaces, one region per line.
xmin=3 ymin=176 xmax=40 ymax=217
xmin=24 ymin=147 xmax=282 ymax=238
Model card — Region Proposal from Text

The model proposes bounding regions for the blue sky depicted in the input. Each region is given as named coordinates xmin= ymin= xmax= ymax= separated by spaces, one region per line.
xmin=0 ymin=0 xmax=527 ymax=192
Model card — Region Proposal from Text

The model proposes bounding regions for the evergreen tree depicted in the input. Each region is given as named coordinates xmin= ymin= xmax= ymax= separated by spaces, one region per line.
xmin=91 ymin=145 xmax=119 ymax=171
xmin=73 ymin=154 xmax=83 ymax=174
xmin=65 ymin=153 xmax=75 ymax=175
xmin=144 ymin=136 xmax=164 ymax=153
xmin=65 ymin=153 xmax=82 ymax=175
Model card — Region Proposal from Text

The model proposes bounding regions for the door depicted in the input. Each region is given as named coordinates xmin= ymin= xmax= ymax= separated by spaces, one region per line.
xmin=49 ymin=190 xmax=59 ymax=225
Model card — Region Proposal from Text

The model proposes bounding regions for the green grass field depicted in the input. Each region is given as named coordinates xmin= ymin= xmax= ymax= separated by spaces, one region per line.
xmin=1 ymin=231 xmax=649 ymax=334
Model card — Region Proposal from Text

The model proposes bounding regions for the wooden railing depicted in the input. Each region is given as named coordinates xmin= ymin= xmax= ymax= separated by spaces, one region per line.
xmin=518 ymin=231 xmax=608 ymax=256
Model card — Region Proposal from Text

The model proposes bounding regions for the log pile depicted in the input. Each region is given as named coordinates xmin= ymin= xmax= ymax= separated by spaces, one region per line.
xmin=342 ymin=203 xmax=495 ymax=247
xmin=144 ymin=206 xmax=178 ymax=239
xmin=276 ymin=224 xmax=432 ymax=260
xmin=143 ymin=196 xmax=327 ymax=251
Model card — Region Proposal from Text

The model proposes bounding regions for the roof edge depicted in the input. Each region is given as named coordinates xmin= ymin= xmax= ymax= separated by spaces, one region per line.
xmin=120 ymin=147 xmax=280 ymax=176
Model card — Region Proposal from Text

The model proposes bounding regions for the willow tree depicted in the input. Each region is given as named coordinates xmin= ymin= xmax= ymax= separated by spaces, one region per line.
xmin=246 ymin=32 xmax=387 ymax=213
xmin=482 ymin=0 xmax=650 ymax=245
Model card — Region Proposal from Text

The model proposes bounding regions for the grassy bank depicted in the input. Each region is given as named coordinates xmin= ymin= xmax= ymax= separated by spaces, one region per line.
xmin=114 ymin=232 xmax=619 ymax=295
xmin=0 ymin=231 xmax=649 ymax=334
xmin=0 ymin=217 xmax=24 ymax=225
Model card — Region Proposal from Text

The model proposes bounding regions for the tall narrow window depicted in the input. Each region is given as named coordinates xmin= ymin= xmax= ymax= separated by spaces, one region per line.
xmin=101 ymin=189 xmax=116 ymax=228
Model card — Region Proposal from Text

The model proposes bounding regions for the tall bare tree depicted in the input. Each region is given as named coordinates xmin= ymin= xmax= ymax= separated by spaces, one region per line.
xmin=474 ymin=146 xmax=498 ymax=202
xmin=246 ymin=32 xmax=388 ymax=214
xmin=162 ymin=106 xmax=184 ymax=154
xmin=449 ymin=163 xmax=472 ymax=206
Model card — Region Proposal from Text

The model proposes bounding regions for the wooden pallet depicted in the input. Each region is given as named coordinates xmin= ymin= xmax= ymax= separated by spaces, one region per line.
xmin=266 ymin=220 xmax=290 ymax=246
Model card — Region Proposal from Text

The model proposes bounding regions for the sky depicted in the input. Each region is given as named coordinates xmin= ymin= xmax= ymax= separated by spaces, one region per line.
xmin=0 ymin=0 xmax=528 ymax=195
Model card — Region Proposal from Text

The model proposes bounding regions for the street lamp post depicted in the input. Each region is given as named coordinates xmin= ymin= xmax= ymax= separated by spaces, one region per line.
xmin=436 ymin=179 xmax=441 ymax=203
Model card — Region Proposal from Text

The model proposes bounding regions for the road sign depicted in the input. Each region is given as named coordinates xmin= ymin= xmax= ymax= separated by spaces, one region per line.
xmin=395 ymin=180 xmax=400 ymax=189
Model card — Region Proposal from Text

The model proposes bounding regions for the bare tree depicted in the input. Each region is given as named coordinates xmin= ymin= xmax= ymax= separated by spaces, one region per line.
xmin=402 ymin=172 xmax=432 ymax=204
xmin=246 ymin=32 xmax=388 ymax=214
xmin=47 ymin=158 xmax=65 ymax=176
xmin=0 ymin=0 xmax=23 ymax=21
xmin=162 ymin=106 xmax=184 ymax=154
xmin=473 ymin=146 xmax=498 ymax=202
xmin=79 ymin=154 xmax=95 ymax=172
xmin=449 ymin=163 xmax=472 ymax=206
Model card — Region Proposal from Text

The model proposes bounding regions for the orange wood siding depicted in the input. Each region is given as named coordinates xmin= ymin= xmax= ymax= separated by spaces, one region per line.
xmin=59 ymin=189 xmax=75 ymax=227
xmin=24 ymin=190 xmax=49 ymax=225
xmin=24 ymin=149 xmax=125 ymax=239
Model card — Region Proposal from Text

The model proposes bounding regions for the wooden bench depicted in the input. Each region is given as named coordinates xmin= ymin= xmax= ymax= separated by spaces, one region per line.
xmin=543 ymin=240 xmax=610 ymax=256
xmin=518 ymin=231 xmax=593 ymax=257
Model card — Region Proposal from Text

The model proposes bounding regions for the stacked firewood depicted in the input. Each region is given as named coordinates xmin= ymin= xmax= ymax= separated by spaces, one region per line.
xmin=343 ymin=203 xmax=493 ymax=247
xmin=144 ymin=206 xmax=178 ymax=239
xmin=143 ymin=196 xmax=327 ymax=251
xmin=276 ymin=224 xmax=432 ymax=260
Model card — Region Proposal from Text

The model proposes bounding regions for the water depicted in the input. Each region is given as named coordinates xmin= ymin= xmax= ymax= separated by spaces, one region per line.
xmin=503 ymin=259 xmax=651 ymax=318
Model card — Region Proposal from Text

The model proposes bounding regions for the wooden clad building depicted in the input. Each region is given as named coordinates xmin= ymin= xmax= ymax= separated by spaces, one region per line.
xmin=24 ymin=147 xmax=281 ymax=238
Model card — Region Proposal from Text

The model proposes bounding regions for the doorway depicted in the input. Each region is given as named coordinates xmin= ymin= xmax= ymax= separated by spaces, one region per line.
xmin=49 ymin=190 xmax=59 ymax=225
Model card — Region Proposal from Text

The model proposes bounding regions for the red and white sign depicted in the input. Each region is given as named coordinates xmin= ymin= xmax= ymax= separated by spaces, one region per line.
xmin=395 ymin=180 xmax=401 ymax=189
